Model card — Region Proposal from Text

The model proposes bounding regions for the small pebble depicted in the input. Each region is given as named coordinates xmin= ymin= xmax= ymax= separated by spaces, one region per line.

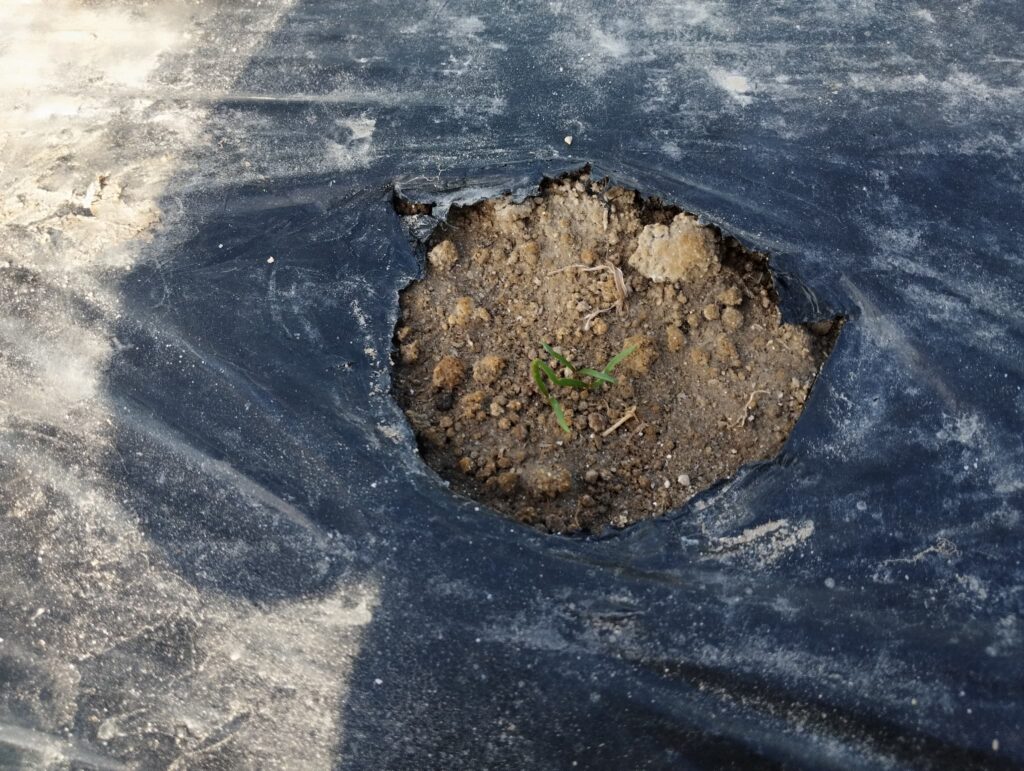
xmin=721 ymin=307 xmax=744 ymax=330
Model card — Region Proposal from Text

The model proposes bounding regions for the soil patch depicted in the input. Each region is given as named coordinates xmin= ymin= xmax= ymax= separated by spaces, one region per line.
xmin=393 ymin=173 xmax=838 ymax=534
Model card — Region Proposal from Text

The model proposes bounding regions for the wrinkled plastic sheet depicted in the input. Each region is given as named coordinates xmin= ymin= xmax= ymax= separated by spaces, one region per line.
xmin=11 ymin=0 xmax=1024 ymax=768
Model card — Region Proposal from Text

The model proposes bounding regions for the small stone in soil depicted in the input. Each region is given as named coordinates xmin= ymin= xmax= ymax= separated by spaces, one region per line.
xmin=428 ymin=240 xmax=459 ymax=271
xmin=665 ymin=325 xmax=685 ymax=352
xmin=721 ymin=307 xmax=744 ymax=330
xmin=718 ymin=285 xmax=743 ymax=306
xmin=523 ymin=464 xmax=572 ymax=499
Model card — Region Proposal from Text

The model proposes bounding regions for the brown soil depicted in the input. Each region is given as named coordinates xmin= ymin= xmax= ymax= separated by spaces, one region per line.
xmin=393 ymin=173 xmax=838 ymax=534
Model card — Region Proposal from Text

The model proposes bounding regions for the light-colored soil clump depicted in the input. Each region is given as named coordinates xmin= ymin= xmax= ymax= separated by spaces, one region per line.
xmin=394 ymin=173 xmax=838 ymax=533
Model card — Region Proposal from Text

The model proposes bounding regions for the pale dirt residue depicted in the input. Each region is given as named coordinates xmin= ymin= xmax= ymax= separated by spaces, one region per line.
xmin=0 ymin=2 xmax=376 ymax=767
xmin=704 ymin=518 xmax=816 ymax=568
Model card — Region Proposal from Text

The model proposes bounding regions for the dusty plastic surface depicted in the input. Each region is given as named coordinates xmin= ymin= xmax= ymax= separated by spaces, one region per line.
xmin=1 ymin=0 xmax=1022 ymax=768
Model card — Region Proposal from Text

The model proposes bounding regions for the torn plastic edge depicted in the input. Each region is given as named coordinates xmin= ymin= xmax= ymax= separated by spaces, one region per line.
xmin=393 ymin=180 xmax=538 ymax=226
xmin=393 ymin=162 xmax=585 ymax=234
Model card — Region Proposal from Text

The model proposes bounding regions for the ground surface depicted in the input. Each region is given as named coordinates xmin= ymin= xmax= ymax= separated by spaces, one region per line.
xmin=0 ymin=2 xmax=375 ymax=767
xmin=1 ymin=0 xmax=1022 ymax=768
xmin=396 ymin=175 xmax=835 ymax=532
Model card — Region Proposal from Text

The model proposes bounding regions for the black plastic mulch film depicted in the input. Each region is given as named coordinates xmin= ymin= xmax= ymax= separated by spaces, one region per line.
xmin=23 ymin=1 xmax=1024 ymax=768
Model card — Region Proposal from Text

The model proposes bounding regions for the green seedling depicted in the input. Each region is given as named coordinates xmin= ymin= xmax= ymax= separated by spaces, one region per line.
xmin=530 ymin=342 xmax=637 ymax=433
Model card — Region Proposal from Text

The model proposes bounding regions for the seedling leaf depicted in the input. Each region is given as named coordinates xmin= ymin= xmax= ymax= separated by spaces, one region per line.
xmin=541 ymin=342 xmax=577 ymax=372
xmin=549 ymin=396 xmax=570 ymax=433
xmin=531 ymin=359 xmax=551 ymax=398
xmin=601 ymin=344 xmax=638 ymax=376
xmin=578 ymin=367 xmax=616 ymax=385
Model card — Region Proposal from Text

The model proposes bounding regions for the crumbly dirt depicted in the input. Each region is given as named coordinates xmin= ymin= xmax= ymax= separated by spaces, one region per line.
xmin=393 ymin=173 xmax=838 ymax=534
